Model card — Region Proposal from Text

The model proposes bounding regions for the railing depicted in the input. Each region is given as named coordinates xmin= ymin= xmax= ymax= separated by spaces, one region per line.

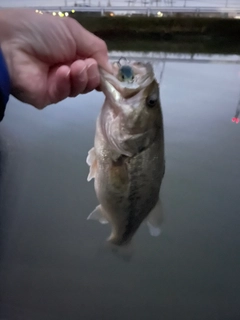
xmin=29 ymin=5 xmax=240 ymax=14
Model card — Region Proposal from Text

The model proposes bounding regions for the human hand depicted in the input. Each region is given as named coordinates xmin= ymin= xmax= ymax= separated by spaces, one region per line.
xmin=0 ymin=9 xmax=111 ymax=109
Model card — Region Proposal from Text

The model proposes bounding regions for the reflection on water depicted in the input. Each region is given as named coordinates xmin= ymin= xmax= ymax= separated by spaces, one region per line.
xmin=109 ymin=51 xmax=240 ymax=63
xmin=0 ymin=51 xmax=240 ymax=320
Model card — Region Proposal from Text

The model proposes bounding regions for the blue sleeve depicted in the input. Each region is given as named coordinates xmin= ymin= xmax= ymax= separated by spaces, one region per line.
xmin=0 ymin=48 xmax=11 ymax=121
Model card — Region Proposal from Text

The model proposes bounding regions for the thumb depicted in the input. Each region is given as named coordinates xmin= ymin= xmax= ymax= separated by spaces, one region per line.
xmin=66 ymin=18 xmax=112 ymax=73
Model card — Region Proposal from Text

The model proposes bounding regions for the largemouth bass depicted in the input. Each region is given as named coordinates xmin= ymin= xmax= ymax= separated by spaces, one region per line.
xmin=87 ymin=58 xmax=165 ymax=246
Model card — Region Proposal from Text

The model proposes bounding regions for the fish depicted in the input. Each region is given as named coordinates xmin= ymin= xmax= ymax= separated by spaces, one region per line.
xmin=86 ymin=58 xmax=165 ymax=247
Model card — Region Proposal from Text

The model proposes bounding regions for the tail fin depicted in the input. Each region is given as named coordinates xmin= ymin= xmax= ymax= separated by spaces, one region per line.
xmin=105 ymin=239 xmax=134 ymax=262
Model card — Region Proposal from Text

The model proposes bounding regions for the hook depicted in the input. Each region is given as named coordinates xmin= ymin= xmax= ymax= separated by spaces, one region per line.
xmin=117 ymin=57 xmax=129 ymax=67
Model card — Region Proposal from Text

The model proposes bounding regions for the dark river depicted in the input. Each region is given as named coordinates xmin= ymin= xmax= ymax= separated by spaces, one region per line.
xmin=0 ymin=51 xmax=240 ymax=320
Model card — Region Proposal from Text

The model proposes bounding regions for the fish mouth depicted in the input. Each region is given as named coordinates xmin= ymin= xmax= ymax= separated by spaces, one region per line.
xmin=99 ymin=59 xmax=155 ymax=97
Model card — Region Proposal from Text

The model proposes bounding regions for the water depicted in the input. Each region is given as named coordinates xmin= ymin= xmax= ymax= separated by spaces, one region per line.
xmin=0 ymin=52 xmax=240 ymax=320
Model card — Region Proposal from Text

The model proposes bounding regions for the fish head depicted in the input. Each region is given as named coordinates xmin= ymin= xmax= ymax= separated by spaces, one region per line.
xmin=99 ymin=59 xmax=162 ymax=156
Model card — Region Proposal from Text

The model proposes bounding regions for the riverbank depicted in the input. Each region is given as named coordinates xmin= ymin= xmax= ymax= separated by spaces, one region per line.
xmin=73 ymin=16 xmax=240 ymax=54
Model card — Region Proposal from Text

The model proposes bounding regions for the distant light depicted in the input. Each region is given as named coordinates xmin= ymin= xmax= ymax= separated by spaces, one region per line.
xmin=35 ymin=9 xmax=39 ymax=13
xmin=110 ymin=12 xmax=114 ymax=17
xmin=157 ymin=11 xmax=163 ymax=17
xmin=58 ymin=11 xmax=64 ymax=17
xmin=232 ymin=117 xmax=239 ymax=123
xmin=71 ymin=9 xmax=75 ymax=13
xmin=235 ymin=15 xmax=240 ymax=19
xmin=65 ymin=12 xmax=69 ymax=17
xmin=39 ymin=11 xmax=43 ymax=14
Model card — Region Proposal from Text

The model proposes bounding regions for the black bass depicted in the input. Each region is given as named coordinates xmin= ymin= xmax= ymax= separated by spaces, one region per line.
xmin=87 ymin=59 xmax=165 ymax=246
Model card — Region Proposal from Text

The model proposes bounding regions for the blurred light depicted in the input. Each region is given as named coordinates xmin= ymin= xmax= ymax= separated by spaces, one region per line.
xmin=71 ymin=9 xmax=75 ymax=13
xmin=110 ymin=12 xmax=114 ymax=17
xmin=39 ymin=11 xmax=43 ymax=14
xmin=232 ymin=117 xmax=239 ymax=123
xmin=157 ymin=11 xmax=163 ymax=17
xmin=35 ymin=9 xmax=39 ymax=13
xmin=235 ymin=15 xmax=240 ymax=19
xmin=65 ymin=12 xmax=69 ymax=16
xmin=58 ymin=11 xmax=64 ymax=17
xmin=52 ymin=12 xmax=56 ymax=16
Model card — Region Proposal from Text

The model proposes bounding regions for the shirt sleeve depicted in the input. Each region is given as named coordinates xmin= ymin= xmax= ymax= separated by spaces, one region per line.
xmin=0 ymin=48 xmax=11 ymax=122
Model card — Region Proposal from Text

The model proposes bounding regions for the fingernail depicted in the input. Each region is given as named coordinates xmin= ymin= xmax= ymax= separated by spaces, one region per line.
xmin=79 ymin=66 xmax=87 ymax=77
xmin=104 ymin=61 xmax=113 ymax=74
xmin=98 ymin=61 xmax=113 ymax=74
xmin=87 ymin=63 xmax=98 ymax=79
xmin=108 ymin=62 xmax=114 ymax=73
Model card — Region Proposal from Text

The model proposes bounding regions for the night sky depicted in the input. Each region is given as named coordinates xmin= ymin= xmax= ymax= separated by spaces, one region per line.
xmin=1 ymin=0 xmax=239 ymax=8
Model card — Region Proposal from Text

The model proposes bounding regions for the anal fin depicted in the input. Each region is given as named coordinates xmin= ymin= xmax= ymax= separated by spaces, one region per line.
xmin=146 ymin=199 xmax=164 ymax=237
xmin=87 ymin=205 xmax=108 ymax=224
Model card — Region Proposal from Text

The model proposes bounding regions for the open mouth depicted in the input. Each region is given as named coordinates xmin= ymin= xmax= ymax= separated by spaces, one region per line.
xmin=99 ymin=58 xmax=155 ymax=95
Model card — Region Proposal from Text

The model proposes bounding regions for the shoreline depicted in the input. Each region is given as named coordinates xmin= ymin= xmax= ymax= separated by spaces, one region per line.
xmin=73 ymin=16 xmax=240 ymax=54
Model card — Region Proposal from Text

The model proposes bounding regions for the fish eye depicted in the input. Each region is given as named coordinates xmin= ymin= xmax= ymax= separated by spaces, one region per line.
xmin=146 ymin=95 xmax=158 ymax=108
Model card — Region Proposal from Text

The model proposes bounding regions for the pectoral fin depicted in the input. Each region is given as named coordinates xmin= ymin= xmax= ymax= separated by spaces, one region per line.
xmin=146 ymin=199 xmax=164 ymax=237
xmin=86 ymin=147 xmax=97 ymax=181
xmin=87 ymin=205 xmax=108 ymax=224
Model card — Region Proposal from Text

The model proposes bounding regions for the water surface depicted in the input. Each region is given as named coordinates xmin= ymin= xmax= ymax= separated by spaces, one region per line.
xmin=0 ymin=52 xmax=240 ymax=320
